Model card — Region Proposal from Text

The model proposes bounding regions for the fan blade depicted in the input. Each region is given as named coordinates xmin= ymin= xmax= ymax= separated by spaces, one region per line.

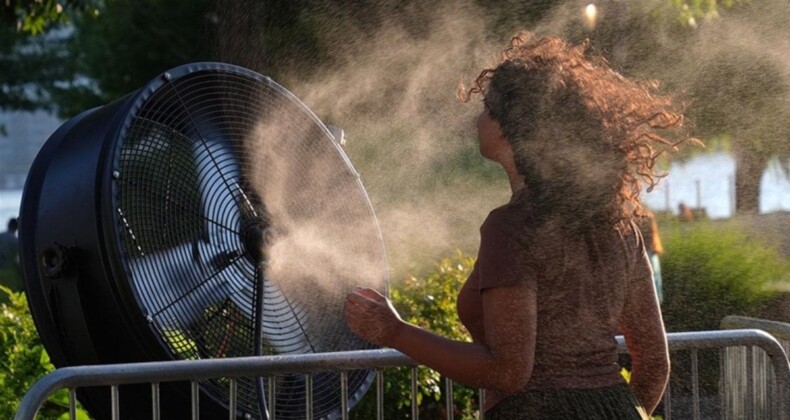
xmin=222 ymin=260 xmax=314 ymax=355
xmin=131 ymin=241 xmax=241 ymax=329
xmin=192 ymin=136 xmax=244 ymax=248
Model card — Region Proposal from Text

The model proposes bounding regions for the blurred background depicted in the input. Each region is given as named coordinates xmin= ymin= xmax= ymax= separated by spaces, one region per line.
xmin=2 ymin=1 xmax=790 ymax=418
xmin=2 ymin=0 xmax=789 ymax=265
xmin=1 ymin=0 xmax=789 ymax=305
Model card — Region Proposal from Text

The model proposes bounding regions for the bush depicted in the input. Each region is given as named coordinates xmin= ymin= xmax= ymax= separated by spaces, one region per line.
xmin=0 ymin=287 xmax=90 ymax=419
xmin=351 ymin=251 xmax=479 ymax=419
xmin=660 ymin=220 xmax=788 ymax=333
xmin=658 ymin=219 xmax=790 ymax=400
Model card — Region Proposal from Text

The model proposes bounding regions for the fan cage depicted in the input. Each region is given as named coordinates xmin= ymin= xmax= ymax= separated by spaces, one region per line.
xmin=106 ymin=63 xmax=385 ymax=419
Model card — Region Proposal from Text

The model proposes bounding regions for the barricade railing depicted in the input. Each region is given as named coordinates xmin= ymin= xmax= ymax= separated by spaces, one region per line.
xmin=722 ymin=315 xmax=790 ymax=354
xmin=15 ymin=329 xmax=790 ymax=420
xmin=721 ymin=316 xmax=790 ymax=419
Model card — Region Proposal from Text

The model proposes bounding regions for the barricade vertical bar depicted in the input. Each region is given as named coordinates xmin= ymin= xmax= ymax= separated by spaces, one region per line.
xmin=111 ymin=385 xmax=119 ymax=420
xmin=479 ymin=389 xmax=485 ymax=420
xmin=691 ymin=348 xmax=700 ymax=420
xmin=305 ymin=374 xmax=314 ymax=420
xmin=229 ymin=379 xmax=237 ymax=420
xmin=191 ymin=381 xmax=199 ymax=420
xmin=718 ymin=348 xmax=726 ymax=420
xmin=69 ymin=389 xmax=77 ymax=420
xmin=268 ymin=376 xmax=276 ymax=419
xmin=444 ymin=378 xmax=453 ymax=420
xmin=663 ymin=381 xmax=671 ymax=420
xmin=772 ymin=355 xmax=784 ymax=420
xmin=766 ymin=348 xmax=783 ymax=418
xmin=376 ymin=370 xmax=384 ymax=420
xmin=744 ymin=346 xmax=755 ymax=418
xmin=151 ymin=382 xmax=160 ymax=420
xmin=340 ymin=372 xmax=349 ymax=420
xmin=777 ymin=356 xmax=790 ymax=420
xmin=411 ymin=367 xmax=419 ymax=420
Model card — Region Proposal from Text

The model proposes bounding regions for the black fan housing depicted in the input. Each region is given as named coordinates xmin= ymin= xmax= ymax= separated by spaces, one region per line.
xmin=20 ymin=62 xmax=387 ymax=419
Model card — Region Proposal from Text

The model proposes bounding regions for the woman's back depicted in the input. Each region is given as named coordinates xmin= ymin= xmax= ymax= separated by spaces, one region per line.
xmin=461 ymin=200 xmax=652 ymax=389
xmin=524 ymin=219 xmax=650 ymax=389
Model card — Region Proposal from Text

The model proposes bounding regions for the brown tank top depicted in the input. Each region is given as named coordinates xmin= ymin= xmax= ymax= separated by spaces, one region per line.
xmin=457 ymin=204 xmax=652 ymax=389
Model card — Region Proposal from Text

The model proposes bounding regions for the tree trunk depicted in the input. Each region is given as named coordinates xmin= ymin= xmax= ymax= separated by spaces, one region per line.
xmin=734 ymin=148 xmax=768 ymax=214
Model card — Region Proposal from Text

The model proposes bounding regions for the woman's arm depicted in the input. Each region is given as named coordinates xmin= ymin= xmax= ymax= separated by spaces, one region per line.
xmin=345 ymin=284 xmax=536 ymax=393
xmin=620 ymin=269 xmax=670 ymax=414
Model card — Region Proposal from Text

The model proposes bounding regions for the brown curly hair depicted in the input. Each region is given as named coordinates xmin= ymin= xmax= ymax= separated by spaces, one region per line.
xmin=460 ymin=33 xmax=695 ymax=231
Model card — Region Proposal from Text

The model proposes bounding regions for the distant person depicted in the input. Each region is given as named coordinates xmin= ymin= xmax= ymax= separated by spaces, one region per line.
xmin=678 ymin=202 xmax=694 ymax=222
xmin=0 ymin=218 xmax=19 ymax=269
xmin=345 ymin=33 xmax=694 ymax=419
xmin=0 ymin=218 xmax=23 ymax=296
xmin=637 ymin=211 xmax=665 ymax=304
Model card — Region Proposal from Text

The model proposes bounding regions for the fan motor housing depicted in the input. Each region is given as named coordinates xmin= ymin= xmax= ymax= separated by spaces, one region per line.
xmin=21 ymin=77 xmax=228 ymax=419
xmin=20 ymin=63 xmax=386 ymax=419
xmin=21 ymin=94 xmax=181 ymax=418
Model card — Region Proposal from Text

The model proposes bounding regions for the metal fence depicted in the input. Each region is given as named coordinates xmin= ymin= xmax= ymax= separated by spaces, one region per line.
xmin=15 ymin=329 xmax=790 ymax=420
xmin=721 ymin=316 xmax=790 ymax=419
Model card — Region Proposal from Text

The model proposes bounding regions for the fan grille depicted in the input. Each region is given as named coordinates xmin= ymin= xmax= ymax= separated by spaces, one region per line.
xmin=113 ymin=65 xmax=385 ymax=419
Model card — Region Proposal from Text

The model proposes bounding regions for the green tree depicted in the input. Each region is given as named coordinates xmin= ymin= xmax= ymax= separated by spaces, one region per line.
xmin=579 ymin=0 xmax=787 ymax=214
xmin=0 ymin=25 xmax=73 ymax=140
xmin=0 ymin=0 xmax=102 ymax=124
xmin=1 ymin=0 xmax=102 ymax=34
xmin=0 ymin=0 xmax=217 ymax=119
xmin=4 ymin=0 xmax=786 ymax=214
xmin=53 ymin=0 xmax=218 ymax=118
xmin=681 ymin=0 xmax=790 ymax=213
xmin=4 ymin=0 xmax=750 ymax=116
xmin=0 ymin=24 xmax=71 ymax=114
xmin=687 ymin=49 xmax=790 ymax=213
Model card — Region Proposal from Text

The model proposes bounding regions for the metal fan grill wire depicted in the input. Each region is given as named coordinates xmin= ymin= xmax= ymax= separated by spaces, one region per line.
xmin=110 ymin=64 xmax=386 ymax=419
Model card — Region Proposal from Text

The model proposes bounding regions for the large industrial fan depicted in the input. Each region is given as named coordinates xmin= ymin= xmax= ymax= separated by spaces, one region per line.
xmin=19 ymin=62 xmax=387 ymax=419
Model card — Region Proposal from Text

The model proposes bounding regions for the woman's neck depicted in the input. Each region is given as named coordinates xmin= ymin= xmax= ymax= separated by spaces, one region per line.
xmin=504 ymin=163 xmax=525 ymax=195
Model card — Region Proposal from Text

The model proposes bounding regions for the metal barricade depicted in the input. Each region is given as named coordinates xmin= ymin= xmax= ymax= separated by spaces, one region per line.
xmin=15 ymin=329 xmax=790 ymax=420
xmin=721 ymin=316 xmax=790 ymax=419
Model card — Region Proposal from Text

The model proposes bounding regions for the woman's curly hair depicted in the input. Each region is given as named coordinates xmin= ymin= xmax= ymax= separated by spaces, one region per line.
xmin=460 ymin=32 xmax=696 ymax=232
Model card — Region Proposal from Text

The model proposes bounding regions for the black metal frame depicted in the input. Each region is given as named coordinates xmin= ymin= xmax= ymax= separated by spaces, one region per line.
xmin=19 ymin=62 xmax=385 ymax=420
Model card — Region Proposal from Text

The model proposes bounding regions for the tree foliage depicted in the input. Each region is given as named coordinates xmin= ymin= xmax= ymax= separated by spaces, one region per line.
xmin=681 ymin=0 xmax=790 ymax=213
xmin=579 ymin=0 xmax=787 ymax=214
xmin=0 ymin=287 xmax=90 ymax=419
xmin=1 ymin=0 xmax=787 ymax=210
xmin=1 ymin=0 xmax=101 ymax=34
xmin=686 ymin=47 xmax=790 ymax=212
xmin=0 ymin=0 xmax=102 ymax=116
xmin=659 ymin=217 xmax=788 ymax=398
xmin=661 ymin=220 xmax=786 ymax=332
xmin=0 ymin=0 xmax=216 ymax=118
xmin=669 ymin=0 xmax=752 ymax=26
xmin=54 ymin=0 xmax=217 ymax=118
xmin=0 ymin=25 xmax=71 ymax=114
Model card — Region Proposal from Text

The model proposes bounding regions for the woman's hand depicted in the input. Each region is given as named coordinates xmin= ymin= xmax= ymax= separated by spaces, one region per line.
xmin=344 ymin=287 xmax=405 ymax=347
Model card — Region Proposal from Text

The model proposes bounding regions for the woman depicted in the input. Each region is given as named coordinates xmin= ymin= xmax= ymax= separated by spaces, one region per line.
xmin=345 ymin=33 xmax=691 ymax=419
